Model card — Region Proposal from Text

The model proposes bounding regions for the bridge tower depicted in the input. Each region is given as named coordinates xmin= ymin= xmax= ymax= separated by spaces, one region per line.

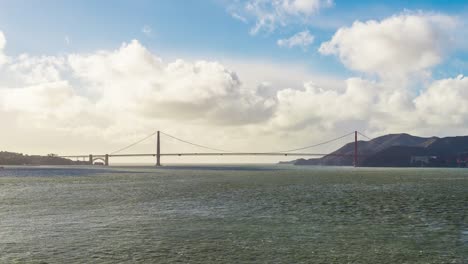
xmin=105 ymin=154 xmax=109 ymax=166
xmin=156 ymin=131 xmax=161 ymax=166
xmin=354 ymin=131 xmax=358 ymax=167
xmin=89 ymin=154 xmax=93 ymax=165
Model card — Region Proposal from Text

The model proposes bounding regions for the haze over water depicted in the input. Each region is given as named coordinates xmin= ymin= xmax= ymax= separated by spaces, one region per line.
xmin=0 ymin=165 xmax=466 ymax=263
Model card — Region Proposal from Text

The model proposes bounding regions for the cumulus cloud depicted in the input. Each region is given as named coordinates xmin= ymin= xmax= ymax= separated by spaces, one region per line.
xmin=68 ymin=40 xmax=277 ymax=125
xmin=0 ymin=37 xmax=280 ymax=143
xmin=0 ymin=31 xmax=9 ymax=66
xmin=414 ymin=75 xmax=468 ymax=126
xmin=8 ymin=54 xmax=66 ymax=84
xmin=319 ymin=13 xmax=458 ymax=79
xmin=271 ymin=74 xmax=468 ymax=137
xmin=278 ymin=0 xmax=334 ymax=16
xmin=1 ymin=81 xmax=88 ymax=118
xmin=230 ymin=0 xmax=334 ymax=34
xmin=0 ymin=80 xmax=111 ymax=134
xmin=272 ymin=78 xmax=381 ymax=130
xmin=277 ymin=30 xmax=314 ymax=49
xmin=0 ymin=23 xmax=467 ymax=157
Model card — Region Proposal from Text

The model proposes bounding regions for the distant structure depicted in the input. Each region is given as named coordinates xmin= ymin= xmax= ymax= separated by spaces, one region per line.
xmin=58 ymin=131 xmax=364 ymax=167
xmin=410 ymin=156 xmax=437 ymax=167
xmin=457 ymin=152 xmax=468 ymax=167
xmin=36 ymin=131 xmax=468 ymax=168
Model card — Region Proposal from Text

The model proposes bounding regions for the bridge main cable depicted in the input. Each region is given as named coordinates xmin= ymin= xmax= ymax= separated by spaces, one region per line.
xmin=269 ymin=131 xmax=356 ymax=153
xmin=160 ymin=131 xmax=234 ymax=153
xmin=110 ymin=131 xmax=158 ymax=155
xmin=57 ymin=130 xmax=364 ymax=162
xmin=161 ymin=131 xmax=356 ymax=154
xmin=357 ymin=131 xmax=372 ymax=140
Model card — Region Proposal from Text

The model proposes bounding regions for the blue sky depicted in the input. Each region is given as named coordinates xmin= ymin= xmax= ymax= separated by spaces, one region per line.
xmin=1 ymin=0 xmax=467 ymax=78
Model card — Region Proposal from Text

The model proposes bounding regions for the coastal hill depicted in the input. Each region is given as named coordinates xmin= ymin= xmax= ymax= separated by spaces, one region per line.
xmin=0 ymin=151 xmax=87 ymax=165
xmin=293 ymin=133 xmax=468 ymax=167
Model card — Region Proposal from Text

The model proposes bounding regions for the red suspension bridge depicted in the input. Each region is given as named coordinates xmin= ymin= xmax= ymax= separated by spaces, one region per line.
xmin=58 ymin=130 xmax=371 ymax=167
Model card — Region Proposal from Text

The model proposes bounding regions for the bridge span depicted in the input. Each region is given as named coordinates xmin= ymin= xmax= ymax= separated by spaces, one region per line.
xmin=58 ymin=131 xmax=369 ymax=167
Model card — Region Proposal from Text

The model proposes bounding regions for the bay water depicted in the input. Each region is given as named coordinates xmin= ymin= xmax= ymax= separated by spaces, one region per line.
xmin=0 ymin=165 xmax=467 ymax=263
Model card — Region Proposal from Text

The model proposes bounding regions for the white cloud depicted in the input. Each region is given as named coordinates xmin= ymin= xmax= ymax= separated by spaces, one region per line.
xmin=67 ymin=40 xmax=277 ymax=125
xmin=2 ymin=81 xmax=85 ymax=115
xmin=319 ymin=12 xmax=458 ymax=79
xmin=0 ymin=26 xmax=467 ymax=158
xmin=414 ymin=75 xmax=468 ymax=126
xmin=277 ymin=30 xmax=314 ymax=49
xmin=231 ymin=12 xmax=248 ymax=23
xmin=270 ymin=74 xmax=468 ymax=137
xmin=230 ymin=0 xmax=334 ymax=34
xmin=0 ymin=31 xmax=9 ymax=66
xmin=272 ymin=78 xmax=380 ymax=130
xmin=282 ymin=0 xmax=333 ymax=15
xmin=142 ymin=25 xmax=152 ymax=37
xmin=0 ymin=80 xmax=109 ymax=134
xmin=7 ymin=54 xmax=66 ymax=84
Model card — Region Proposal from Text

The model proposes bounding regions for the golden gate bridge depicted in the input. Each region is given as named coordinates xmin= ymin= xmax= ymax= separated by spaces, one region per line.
xmin=58 ymin=131 xmax=372 ymax=167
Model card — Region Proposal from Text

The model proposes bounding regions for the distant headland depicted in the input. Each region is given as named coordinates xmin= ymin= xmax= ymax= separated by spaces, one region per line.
xmin=0 ymin=151 xmax=87 ymax=166
xmin=284 ymin=133 xmax=468 ymax=168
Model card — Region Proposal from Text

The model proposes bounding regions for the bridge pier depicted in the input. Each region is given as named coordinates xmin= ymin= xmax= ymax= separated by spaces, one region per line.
xmin=156 ymin=131 xmax=161 ymax=166
xmin=105 ymin=154 xmax=109 ymax=166
xmin=89 ymin=154 xmax=93 ymax=165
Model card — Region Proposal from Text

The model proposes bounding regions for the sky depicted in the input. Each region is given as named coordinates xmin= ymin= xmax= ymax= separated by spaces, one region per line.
xmin=0 ymin=0 xmax=468 ymax=164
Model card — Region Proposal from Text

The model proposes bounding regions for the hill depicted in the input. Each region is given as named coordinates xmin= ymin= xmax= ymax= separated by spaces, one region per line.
xmin=292 ymin=134 xmax=468 ymax=167
xmin=0 ymin=151 xmax=87 ymax=166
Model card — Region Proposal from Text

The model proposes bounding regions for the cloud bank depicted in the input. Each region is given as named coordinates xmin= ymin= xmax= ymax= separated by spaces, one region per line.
xmin=0 ymin=32 xmax=8 ymax=66
xmin=319 ymin=13 xmax=458 ymax=79
xmin=0 ymin=11 xmax=467 ymax=155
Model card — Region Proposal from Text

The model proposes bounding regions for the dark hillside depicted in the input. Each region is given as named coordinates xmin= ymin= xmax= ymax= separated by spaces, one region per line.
xmin=0 ymin=151 xmax=86 ymax=165
xmin=289 ymin=133 xmax=468 ymax=167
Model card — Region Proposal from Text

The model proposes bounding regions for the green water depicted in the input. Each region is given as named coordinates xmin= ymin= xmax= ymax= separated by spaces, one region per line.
xmin=0 ymin=165 xmax=467 ymax=263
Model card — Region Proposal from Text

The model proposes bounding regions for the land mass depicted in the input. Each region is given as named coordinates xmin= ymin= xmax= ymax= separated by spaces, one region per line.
xmin=288 ymin=133 xmax=468 ymax=167
xmin=2 ymin=133 xmax=468 ymax=167
xmin=0 ymin=151 xmax=87 ymax=166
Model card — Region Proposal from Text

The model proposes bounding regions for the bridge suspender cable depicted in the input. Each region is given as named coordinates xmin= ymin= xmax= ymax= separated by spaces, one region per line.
xmin=161 ymin=131 xmax=357 ymax=154
xmin=357 ymin=131 xmax=372 ymax=140
xmin=273 ymin=132 xmax=356 ymax=153
xmin=160 ymin=132 xmax=234 ymax=153
xmin=109 ymin=130 xmax=235 ymax=155
xmin=110 ymin=131 xmax=158 ymax=155
xmin=108 ymin=130 xmax=369 ymax=156
xmin=110 ymin=130 xmax=362 ymax=155
xmin=163 ymin=131 xmax=358 ymax=154
xmin=58 ymin=129 xmax=371 ymax=167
